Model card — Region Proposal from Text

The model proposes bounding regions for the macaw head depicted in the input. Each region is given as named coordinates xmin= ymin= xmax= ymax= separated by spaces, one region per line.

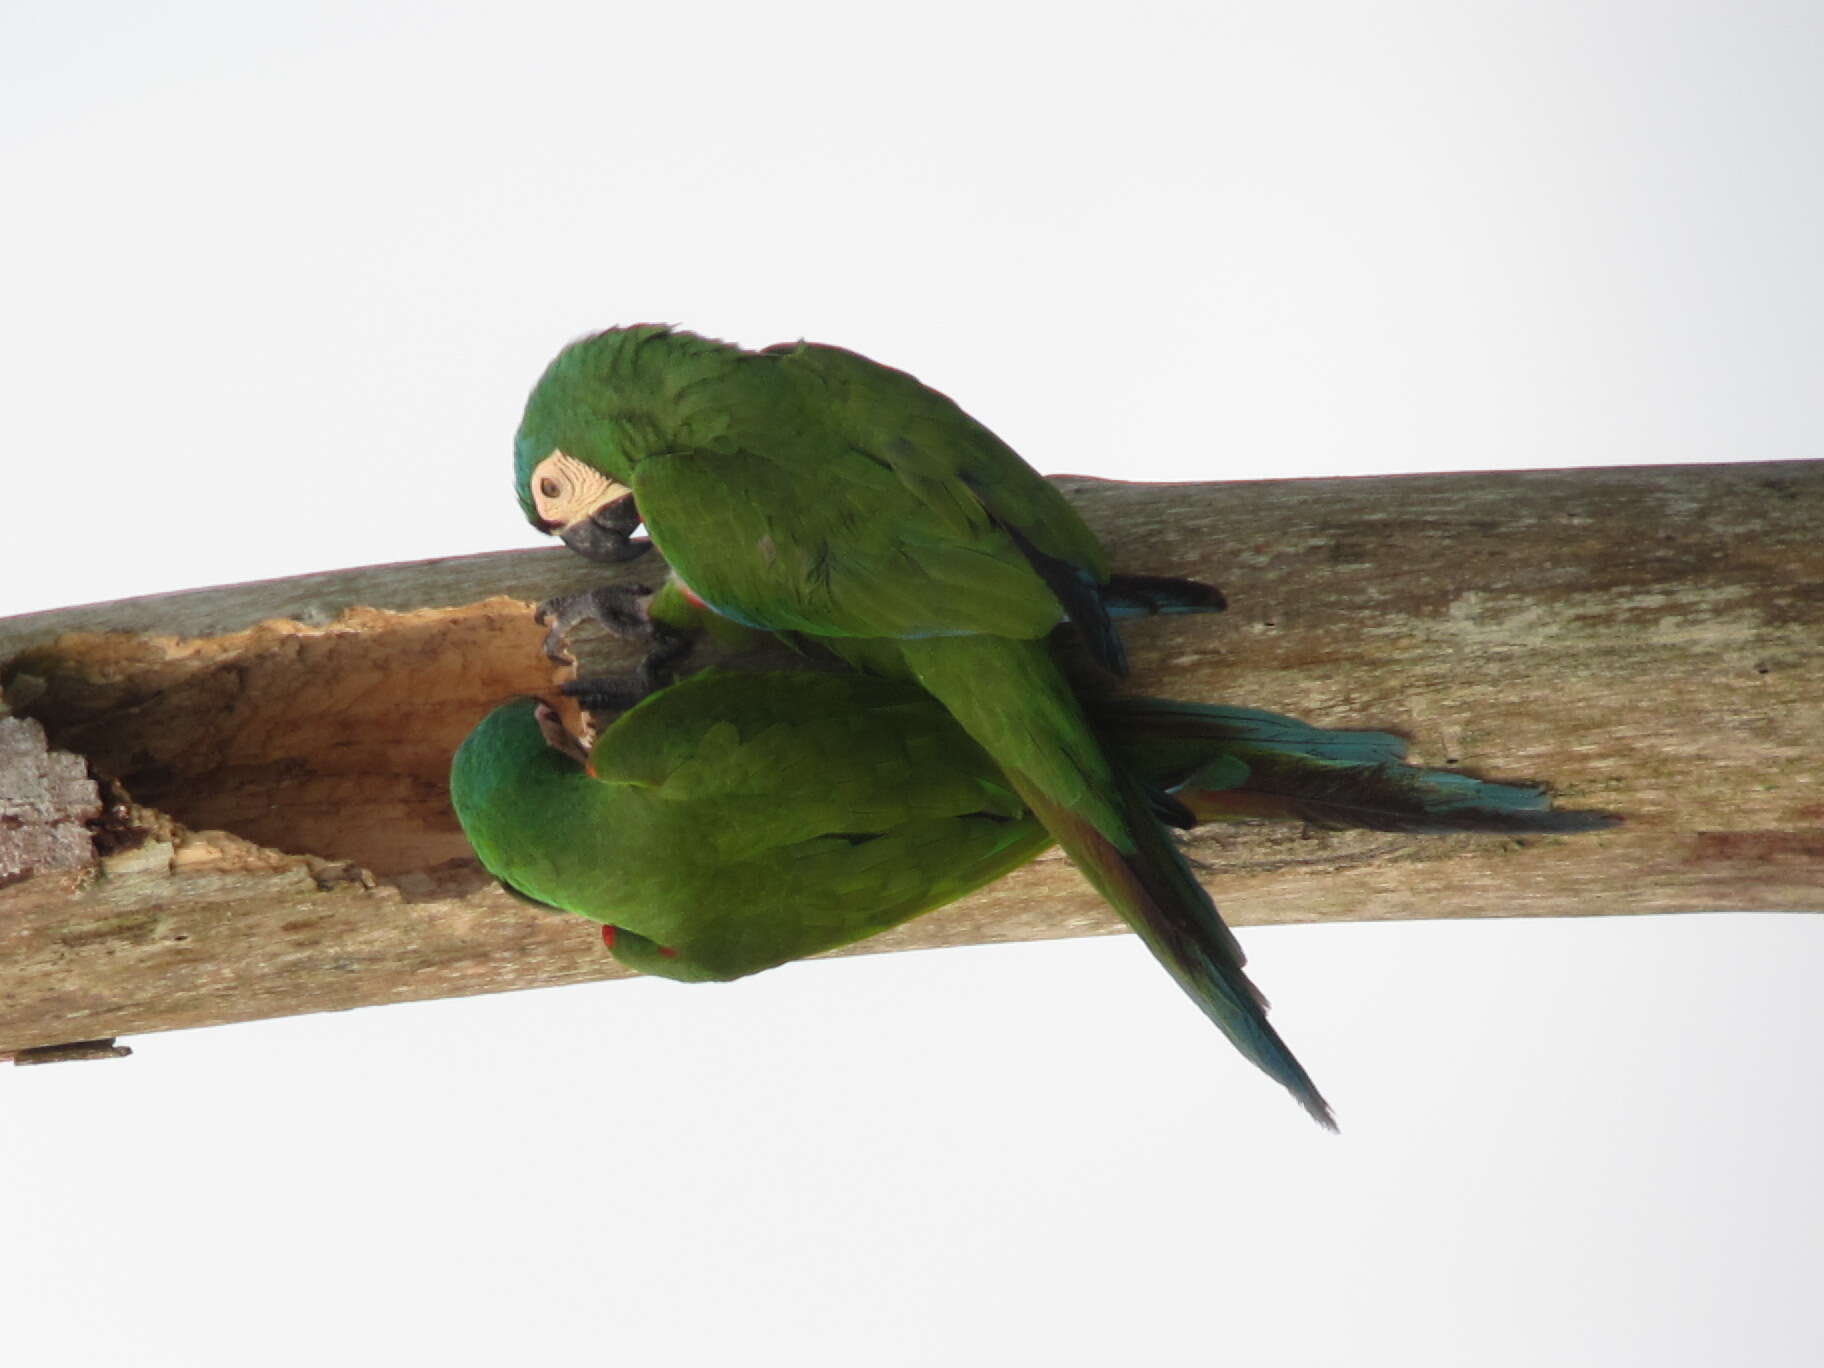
xmin=513 ymin=326 xmax=677 ymax=563
xmin=451 ymin=697 xmax=589 ymax=803
xmin=449 ymin=695 xmax=595 ymax=915
xmin=516 ymin=437 xmax=644 ymax=563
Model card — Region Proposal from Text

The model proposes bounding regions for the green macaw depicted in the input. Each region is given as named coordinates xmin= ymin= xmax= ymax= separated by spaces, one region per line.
xmin=451 ymin=668 xmax=1614 ymax=1002
xmin=510 ymin=326 xmax=1335 ymax=1119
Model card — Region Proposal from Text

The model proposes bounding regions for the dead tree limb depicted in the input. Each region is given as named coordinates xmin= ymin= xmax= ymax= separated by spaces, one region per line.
xmin=2 ymin=461 xmax=1819 ymax=1058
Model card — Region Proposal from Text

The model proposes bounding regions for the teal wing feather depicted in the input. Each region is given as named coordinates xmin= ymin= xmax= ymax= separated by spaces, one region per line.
xmin=1096 ymin=698 xmax=1619 ymax=834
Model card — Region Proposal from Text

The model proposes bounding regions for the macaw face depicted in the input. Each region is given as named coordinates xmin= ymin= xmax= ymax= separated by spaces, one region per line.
xmin=523 ymin=449 xmax=646 ymax=563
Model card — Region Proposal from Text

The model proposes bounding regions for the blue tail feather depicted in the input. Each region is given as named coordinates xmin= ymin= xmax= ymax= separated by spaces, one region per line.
xmin=1096 ymin=698 xmax=1620 ymax=835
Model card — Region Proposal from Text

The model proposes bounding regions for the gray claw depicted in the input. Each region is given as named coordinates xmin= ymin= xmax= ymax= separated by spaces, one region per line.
xmin=560 ymin=675 xmax=657 ymax=714
xmin=534 ymin=583 xmax=659 ymax=666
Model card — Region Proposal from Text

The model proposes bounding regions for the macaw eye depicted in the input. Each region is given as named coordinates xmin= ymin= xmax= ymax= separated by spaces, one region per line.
xmin=529 ymin=449 xmax=619 ymax=529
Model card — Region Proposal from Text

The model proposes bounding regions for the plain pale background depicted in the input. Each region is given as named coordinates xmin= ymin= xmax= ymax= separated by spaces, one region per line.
xmin=3 ymin=3 xmax=1820 ymax=1364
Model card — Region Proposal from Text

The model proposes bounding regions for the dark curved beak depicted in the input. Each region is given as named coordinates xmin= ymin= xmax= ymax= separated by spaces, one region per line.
xmin=558 ymin=492 xmax=649 ymax=564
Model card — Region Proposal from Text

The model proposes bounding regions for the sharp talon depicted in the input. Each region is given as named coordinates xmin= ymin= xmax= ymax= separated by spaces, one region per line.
xmin=533 ymin=582 xmax=668 ymax=666
xmin=635 ymin=622 xmax=694 ymax=692
xmin=562 ymin=675 xmax=654 ymax=713
xmin=534 ymin=702 xmax=591 ymax=767
xmin=534 ymin=582 xmax=701 ymax=694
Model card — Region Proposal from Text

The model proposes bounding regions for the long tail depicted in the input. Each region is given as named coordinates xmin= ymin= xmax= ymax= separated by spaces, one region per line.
xmin=1095 ymin=698 xmax=1620 ymax=835
xmin=898 ymin=637 xmax=1335 ymax=1130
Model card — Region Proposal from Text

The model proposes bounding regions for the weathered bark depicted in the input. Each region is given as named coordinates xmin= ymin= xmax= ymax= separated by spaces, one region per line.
xmin=1 ymin=461 xmax=1819 ymax=1059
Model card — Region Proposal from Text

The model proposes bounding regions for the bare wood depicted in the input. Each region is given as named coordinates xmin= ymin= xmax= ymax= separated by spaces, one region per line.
xmin=1 ymin=461 xmax=1819 ymax=1058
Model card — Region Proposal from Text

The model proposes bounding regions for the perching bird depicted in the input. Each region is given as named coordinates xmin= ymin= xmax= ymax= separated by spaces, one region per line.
xmin=451 ymin=669 xmax=1615 ymax=1002
xmin=510 ymin=327 xmax=1351 ymax=1121
xmin=505 ymin=327 xmax=1611 ymax=1126
xmin=514 ymin=330 xmax=1342 ymax=1123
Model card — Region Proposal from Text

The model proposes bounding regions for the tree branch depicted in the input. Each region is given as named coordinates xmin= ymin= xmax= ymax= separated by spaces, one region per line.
xmin=2 ymin=461 xmax=1819 ymax=1057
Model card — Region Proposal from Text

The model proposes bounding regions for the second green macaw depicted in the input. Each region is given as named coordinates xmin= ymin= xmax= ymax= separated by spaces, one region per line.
xmin=452 ymin=669 xmax=1614 ymax=1035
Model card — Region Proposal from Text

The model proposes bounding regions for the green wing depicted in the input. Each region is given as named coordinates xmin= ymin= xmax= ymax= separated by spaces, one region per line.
xmin=594 ymin=670 xmax=1026 ymax=844
xmin=614 ymin=334 xmax=1111 ymax=646
xmin=768 ymin=341 xmax=1108 ymax=575
xmin=599 ymin=672 xmax=1048 ymax=977
xmin=631 ymin=444 xmax=1070 ymax=642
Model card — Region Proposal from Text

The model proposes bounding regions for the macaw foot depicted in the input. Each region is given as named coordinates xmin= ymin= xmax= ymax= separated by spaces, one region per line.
xmin=560 ymin=673 xmax=663 ymax=713
xmin=536 ymin=582 xmax=661 ymax=665
xmin=555 ymin=603 xmax=696 ymax=713
xmin=535 ymin=582 xmax=696 ymax=684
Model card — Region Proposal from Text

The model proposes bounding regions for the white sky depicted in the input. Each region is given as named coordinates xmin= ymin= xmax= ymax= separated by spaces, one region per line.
xmin=3 ymin=3 xmax=1821 ymax=1364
